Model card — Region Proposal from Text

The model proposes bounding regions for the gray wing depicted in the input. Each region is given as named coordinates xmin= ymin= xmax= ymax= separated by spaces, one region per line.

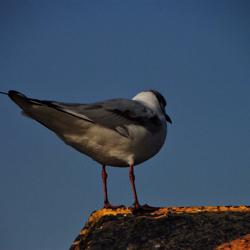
xmin=37 ymin=98 xmax=161 ymax=137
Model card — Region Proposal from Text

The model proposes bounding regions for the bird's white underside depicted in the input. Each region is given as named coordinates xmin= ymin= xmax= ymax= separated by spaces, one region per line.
xmin=62 ymin=121 xmax=166 ymax=167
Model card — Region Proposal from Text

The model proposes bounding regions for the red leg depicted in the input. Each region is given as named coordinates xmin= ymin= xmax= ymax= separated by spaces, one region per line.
xmin=129 ymin=164 xmax=140 ymax=209
xmin=102 ymin=165 xmax=125 ymax=209
xmin=102 ymin=165 xmax=111 ymax=208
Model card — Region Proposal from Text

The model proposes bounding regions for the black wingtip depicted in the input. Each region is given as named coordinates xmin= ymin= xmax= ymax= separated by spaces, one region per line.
xmin=8 ymin=90 xmax=25 ymax=96
xmin=1 ymin=90 xmax=27 ymax=100
xmin=8 ymin=90 xmax=27 ymax=99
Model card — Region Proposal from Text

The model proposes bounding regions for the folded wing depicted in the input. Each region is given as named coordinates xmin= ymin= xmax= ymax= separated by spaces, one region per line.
xmin=8 ymin=90 xmax=160 ymax=137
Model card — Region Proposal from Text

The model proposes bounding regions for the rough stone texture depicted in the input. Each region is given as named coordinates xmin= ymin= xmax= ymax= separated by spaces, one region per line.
xmin=70 ymin=206 xmax=250 ymax=250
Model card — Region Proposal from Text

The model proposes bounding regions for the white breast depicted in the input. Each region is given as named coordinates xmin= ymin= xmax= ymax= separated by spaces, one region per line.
xmin=127 ymin=122 xmax=167 ymax=165
xmin=62 ymin=120 xmax=167 ymax=167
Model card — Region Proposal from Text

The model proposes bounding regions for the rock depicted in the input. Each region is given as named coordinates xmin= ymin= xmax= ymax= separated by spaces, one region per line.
xmin=70 ymin=206 xmax=250 ymax=250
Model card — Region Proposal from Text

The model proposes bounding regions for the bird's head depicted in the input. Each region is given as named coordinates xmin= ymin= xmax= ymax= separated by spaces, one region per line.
xmin=133 ymin=90 xmax=172 ymax=124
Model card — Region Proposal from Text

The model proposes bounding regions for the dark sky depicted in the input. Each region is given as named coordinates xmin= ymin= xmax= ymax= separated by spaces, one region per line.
xmin=0 ymin=1 xmax=250 ymax=249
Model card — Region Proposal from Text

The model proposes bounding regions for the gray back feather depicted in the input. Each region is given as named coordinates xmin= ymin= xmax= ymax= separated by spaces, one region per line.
xmin=45 ymin=99 xmax=161 ymax=137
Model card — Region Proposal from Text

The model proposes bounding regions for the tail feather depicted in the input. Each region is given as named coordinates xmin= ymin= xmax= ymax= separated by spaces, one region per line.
xmin=2 ymin=89 xmax=90 ymax=146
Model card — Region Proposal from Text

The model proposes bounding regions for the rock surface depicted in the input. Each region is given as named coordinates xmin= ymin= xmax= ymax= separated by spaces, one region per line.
xmin=70 ymin=206 xmax=250 ymax=250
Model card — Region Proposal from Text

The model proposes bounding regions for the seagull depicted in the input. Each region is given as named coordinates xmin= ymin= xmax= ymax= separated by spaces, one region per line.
xmin=0 ymin=90 xmax=172 ymax=210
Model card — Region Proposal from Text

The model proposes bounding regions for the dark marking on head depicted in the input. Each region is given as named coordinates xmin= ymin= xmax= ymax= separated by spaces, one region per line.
xmin=148 ymin=90 xmax=172 ymax=124
xmin=148 ymin=90 xmax=167 ymax=109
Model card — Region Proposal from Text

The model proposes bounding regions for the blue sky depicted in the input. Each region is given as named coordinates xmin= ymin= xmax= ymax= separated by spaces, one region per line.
xmin=0 ymin=1 xmax=250 ymax=249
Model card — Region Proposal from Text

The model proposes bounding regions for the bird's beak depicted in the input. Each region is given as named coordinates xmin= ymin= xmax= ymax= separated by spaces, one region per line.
xmin=165 ymin=113 xmax=172 ymax=124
